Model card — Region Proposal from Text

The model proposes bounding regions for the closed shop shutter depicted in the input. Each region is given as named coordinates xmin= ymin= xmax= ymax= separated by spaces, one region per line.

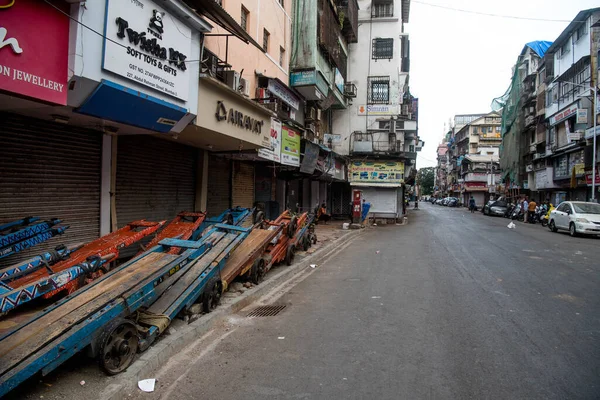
xmin=0 ymin=113 xmax=102 ymax=268
xmin=232 ymin=161 xmax=254 ymax=208
xmin=254 ymin=165 xmax=272 ymax=203
xmin=332 ymin=182 xmax=351 ymax=217
xmin=207 ymin=155 xmax=231 ymax=216
xmin=360 ymin=187 xmax=397 ymax=217
xmin=116 ymin=136 xmax=196 ymax=226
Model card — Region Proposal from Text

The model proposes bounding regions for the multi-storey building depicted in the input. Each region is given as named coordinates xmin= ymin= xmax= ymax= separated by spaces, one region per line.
xmin=330 ymin=0 xmax=419 ymax=221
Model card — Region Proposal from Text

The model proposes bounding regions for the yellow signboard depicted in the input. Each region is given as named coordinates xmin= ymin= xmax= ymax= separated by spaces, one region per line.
xmin=350 ymin=161 xmax=405 ymax=184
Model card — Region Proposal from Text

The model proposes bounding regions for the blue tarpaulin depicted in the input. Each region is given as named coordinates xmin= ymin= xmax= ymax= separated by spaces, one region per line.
xmin=525 ymin=41 xmax=553 ymax=58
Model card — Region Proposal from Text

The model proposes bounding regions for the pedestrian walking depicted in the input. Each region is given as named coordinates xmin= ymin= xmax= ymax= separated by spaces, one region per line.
xmin=469 ymin=196 xmax=476 ymax=213
xmin=527 ymin=199 xmax=537 ymax=223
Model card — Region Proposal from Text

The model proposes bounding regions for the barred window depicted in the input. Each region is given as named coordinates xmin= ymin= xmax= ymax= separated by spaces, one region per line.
xmin=263 ymin=29 xmax=270 ymax=53
xmin=372 ymin=3 xmax=393 ymax=18
xmin=241 ymin=6 xmax=249 ymax=32
xmin=372 ymin=38 xmax=393 ymax=59
xmin=367 ymin=76 xmax=390 ymax=104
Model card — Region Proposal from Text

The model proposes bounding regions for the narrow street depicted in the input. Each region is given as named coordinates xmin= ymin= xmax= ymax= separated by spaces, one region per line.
xmin=129 ymin=204 xmax=600 ymax=400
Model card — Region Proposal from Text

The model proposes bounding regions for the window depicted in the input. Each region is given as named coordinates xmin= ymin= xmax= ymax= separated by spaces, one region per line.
xmin=241 ymin=6 xmax=249 ymax=32
xmin=473 ymin=127 xmax=478 ymax=134
xmin=488 ymin=127 xmax=493 ymax=133
xmin=372 ymin=3 xmax=393 ymax=18
xmin=367 ymin=76 xmax=390 ymax=104
xmin=409 ymin=144 xmax=415 ymax=152
xmin=278 ymin=0 xmax=284 ymax=7
xmin=559 ymin=41 xmax=570 ymax=58
xmin=531 ymin=131 xmax=535 ymax=144
xmin=372 ymin=38 xmax=394 ymax=59
xmin=279 ymin=46 xmax=285 ymax=67
xmin=263 ymin=28 xmax=270 ymax=52
xmin=575 ymin=23 xmax=587 ymax=42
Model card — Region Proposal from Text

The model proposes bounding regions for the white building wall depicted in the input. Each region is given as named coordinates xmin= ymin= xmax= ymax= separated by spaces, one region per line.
xmin=332 ymin=0 xmax=407 ymax=155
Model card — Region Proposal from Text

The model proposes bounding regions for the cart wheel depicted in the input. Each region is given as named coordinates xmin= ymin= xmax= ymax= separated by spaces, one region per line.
xmin=285 ymin=245 xmax=296 ymax=266
xmin=253 ymin=210 xmax=265 ymax=225
xmin=202 ymin=279 xmax=221 ymax=313
xmin=251 ymin=258 xmax=266 ymax=284
xmin=311 ymin=234 xmax=318 ymax=244
xmin=98 ymin=319 xmax=138 ymax=375
xmin=287 ymin=216 xmax=298 ymax=238
xmin=302 ymin=237 xmax=310 ymax=251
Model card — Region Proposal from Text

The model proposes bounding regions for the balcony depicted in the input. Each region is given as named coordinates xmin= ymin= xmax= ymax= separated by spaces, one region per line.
xmin=318 ymin=0 xmax=347 ymax=78
xmin=254 ymin=97 xmax=291 ymax=121
xmin=337 ymin=0 xmax=358 ymax=44
xmin=350 ymin=132 xmax=404 ymax=157
xmin=524 ymin=115 xmax=536 ymax=128
xmin=200 ymin=48 xmax=230 ymax=83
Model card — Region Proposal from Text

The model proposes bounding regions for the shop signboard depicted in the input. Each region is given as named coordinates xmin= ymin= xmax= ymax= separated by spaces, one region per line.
xmin=281 ymin=125 xmax=300 ymax=166
xmin=0 ymin=0 xmax=69 ymax=104
xmin=258 ymin=118 xmax=282 ymax=162
xmin=267 ymin=79 xmax=300 ymax=110
xmin=357 ymin=104 xmax=400 ymax=116
xmin=103 ymin=0 xmax=192 ymax=101
xmin=585 ymin=167 xmax=600 ymax=185
xmin=550 ymin=104 xmax=578 ymax=126
xmin=577 ymin=109 xmax=588 ymax=124
xmin=334 ymin=68 xmax=344 ymax=94
xmin=349 ymin=161 xmax=405 ymax=184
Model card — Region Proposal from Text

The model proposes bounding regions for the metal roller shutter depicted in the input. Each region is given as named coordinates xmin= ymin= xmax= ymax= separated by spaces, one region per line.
xmin=254 ymin=165 xmax=272 ymax=203
xmin=360 ymin=187 xmax=398 ymax=217
xmin=0 ymin=113 xmax=102 ymax=268
xmin=206 ymin=155 xmax=231 ymax=216
xmin=115 ymin=136 xmax=196 ymax=226
xmin=232 ymin=161 xmax=254 ymax=209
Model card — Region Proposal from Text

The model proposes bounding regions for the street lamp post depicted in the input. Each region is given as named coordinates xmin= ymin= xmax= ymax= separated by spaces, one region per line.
xmin=555 ymin=81 xmax=597 ymax=201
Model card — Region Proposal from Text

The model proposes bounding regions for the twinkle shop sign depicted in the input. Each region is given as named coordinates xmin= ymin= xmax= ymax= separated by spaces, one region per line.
xmin=215 ymin=100 xmax=265 ymax=135
xmin=103 ymin=0 xmax=192 ymax=101
xmin=0 ymin=0 xmax=69 ymax=104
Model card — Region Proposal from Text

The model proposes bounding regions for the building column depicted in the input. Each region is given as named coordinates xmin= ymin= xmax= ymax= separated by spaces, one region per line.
xmin=195 ymin=149 xmax=209 ymax=212
xmin=100 ymin=134 xmax=112 ymax=236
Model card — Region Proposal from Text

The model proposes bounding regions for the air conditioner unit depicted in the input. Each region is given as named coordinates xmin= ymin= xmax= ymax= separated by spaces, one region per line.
xmin=316 ymin=109 xmax=322 ymax=121
xmin=407 ymin=113 xmax=412 ymax=120
xmin=306 ymin=123 xmax=316 ymax=132
xmin=306 ymin=107 xmax=316 ymax=120
xmin=223 ymin=70 xmax=241 ymax=92
xmin=239 ymin=78 xmax=250 ymax=96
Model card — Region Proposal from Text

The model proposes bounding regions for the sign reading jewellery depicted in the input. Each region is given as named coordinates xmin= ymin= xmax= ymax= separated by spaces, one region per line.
xmin=215 ymin=101 xmax=265 ymax=134
xmin=103 ymin=0 xmax=192 ymax=101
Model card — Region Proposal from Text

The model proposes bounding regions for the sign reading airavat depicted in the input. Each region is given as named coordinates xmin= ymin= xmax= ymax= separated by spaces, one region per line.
xmin=215 ymin=101 xmax=265 ymax=134
xmin=103 ymin=0 xmax=192 ymax=101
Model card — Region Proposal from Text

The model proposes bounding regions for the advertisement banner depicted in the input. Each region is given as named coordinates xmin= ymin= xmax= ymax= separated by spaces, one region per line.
xmin=349 ymin=162 xmax=404 ymax=184
xmin=258 ymin=118 xmax=282 ymax=162
xmin=299 ymin=141 xmax=320 ymax=174
xmin=585 ymin=167 xmax=600 ymax=185
xmin=550 ymin=105 xmax=578 ymax=125
xmin=103 ymin=0 xmax=192 ymax=101
xmin=577 ymin=109 xmax=588 ymax=124
xmin=0 ymin=0 xmax=69 ymax=104
xmin=281 ymin=125 xmax=300 ymax=166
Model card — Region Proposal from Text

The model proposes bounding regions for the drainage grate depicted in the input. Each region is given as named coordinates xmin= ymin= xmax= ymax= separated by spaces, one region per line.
xmin=246 ymin=305 xmax=287 ymax=317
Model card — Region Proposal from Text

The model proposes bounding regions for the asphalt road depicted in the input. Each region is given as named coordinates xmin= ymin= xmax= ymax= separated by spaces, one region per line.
xmin=130 ymin=204 xmax=600 ymax=400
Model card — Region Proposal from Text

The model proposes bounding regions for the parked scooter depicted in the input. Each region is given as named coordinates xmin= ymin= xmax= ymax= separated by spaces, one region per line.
xmin=511 ymin=203 xmax=524 ymax=221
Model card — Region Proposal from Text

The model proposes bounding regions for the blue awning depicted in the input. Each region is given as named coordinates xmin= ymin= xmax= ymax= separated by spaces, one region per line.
xmin=76 ymin=80 xmax=189 ymax=133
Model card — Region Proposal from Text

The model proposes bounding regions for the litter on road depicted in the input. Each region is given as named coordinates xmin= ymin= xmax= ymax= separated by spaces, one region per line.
xmin=138 ymin=379 xmax=156 ymax=393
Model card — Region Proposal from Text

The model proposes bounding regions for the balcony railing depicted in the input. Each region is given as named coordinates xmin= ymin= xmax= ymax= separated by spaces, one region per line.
xmin=254 ymin=97 xmax=290 ymax=121
xmin=318 ymin=0 xmax=347 ymax=79
xmin=200 ymin=48 xmax=229 ymax=83
xmin=350 ymin=132 xmax=404 ymax=156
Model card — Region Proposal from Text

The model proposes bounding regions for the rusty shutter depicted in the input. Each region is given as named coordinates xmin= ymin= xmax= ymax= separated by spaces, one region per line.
xmin=0 ymin=113 xmax=102 ymax=268
xmin=115 ymin=136 xmax=196 ymax=227
xmin=206 ymin=155 xmax=231 ymax=216
xmin=232 ymin=161 xmax=254 ymax=209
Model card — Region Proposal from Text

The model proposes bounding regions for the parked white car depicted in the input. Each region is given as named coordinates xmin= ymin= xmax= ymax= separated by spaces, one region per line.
xmin=548 ymin=201 xmax=600 ymax=237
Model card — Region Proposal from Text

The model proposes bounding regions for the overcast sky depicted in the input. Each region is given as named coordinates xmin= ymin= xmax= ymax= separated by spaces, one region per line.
xmin=407 ymin=0 xmax=599 ymax=168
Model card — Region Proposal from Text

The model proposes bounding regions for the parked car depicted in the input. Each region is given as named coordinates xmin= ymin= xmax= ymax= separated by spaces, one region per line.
xmin=447 ymin=197 xmax=459 ymax=207
xmin=483 ymin=199 xmax=508 ymax=217
xmin=548 ymin=201 xmax=600 ymax=237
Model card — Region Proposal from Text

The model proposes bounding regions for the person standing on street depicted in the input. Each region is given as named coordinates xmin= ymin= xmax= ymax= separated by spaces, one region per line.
xmin=528 ymin=199 xmax=537 ymax=223
xmin=523 ymin=197 xmax=529 ymax=223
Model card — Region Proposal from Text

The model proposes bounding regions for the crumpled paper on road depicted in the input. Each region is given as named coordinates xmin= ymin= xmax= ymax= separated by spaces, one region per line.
xmin=507 ymin=222 xmax=516 ymax=229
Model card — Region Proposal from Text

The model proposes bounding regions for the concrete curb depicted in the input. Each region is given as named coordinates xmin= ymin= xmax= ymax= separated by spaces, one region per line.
xmin=101 ymin=228 xmax=362 ymax=400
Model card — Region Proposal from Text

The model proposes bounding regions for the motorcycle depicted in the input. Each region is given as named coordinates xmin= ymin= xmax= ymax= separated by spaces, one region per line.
xmin=504 ymin=203 xmax=515 ymax=218
xmin=511 ymin=203 xmax=524 ymax=221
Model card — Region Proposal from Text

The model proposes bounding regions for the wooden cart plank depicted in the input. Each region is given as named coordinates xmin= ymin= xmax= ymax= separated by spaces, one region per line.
xmin=0 ymin=252 xmax=178 ymax=375
xmin=220 ymin=229 xmax=278 ymax=285
xmin=147 ymin=233 xmax=236 ymax=314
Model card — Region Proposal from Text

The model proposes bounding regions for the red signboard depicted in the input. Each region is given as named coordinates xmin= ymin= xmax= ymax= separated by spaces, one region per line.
xmin=0 ymin=0 xmax=69 ymax=104
xmin=585 ymin=167 xmax=600 ymax=185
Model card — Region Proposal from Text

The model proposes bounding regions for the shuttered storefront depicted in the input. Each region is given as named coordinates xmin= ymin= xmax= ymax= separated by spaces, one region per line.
xmin=232 ymin=161 xmax=254 ymax=209
xmin=206 ymin=155 xmax=231 ymax=216
xmin=0 ymin=113 xmax=102 ymax=267
xmin=115 ymin=135 xmax=196 ymax=226
xmin=359 ymin=187 xmax=398 ymax=218
xmin=332 ymin=182 xmax=351 ymax=218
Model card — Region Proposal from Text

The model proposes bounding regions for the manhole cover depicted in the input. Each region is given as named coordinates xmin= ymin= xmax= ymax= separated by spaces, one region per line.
xmin=247 ymin=305 xmax=287 ymax=317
